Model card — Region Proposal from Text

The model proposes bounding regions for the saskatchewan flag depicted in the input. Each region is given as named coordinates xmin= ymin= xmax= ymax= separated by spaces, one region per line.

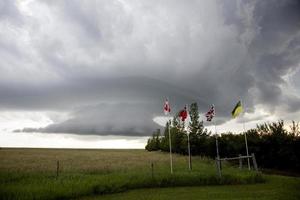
xmin=231 ymin=101 xmax=243 ymax=118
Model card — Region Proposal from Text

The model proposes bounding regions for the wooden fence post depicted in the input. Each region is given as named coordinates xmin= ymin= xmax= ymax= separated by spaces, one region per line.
xmin=56 ymin=160 xmax=59 ymax=179
xmin=151 ymin=162 xmax=154 ymax=179
xmin=251 ymin=153 xmax=258 ymax=171
xmin=239 ymin=154 xmax=242 ymax=169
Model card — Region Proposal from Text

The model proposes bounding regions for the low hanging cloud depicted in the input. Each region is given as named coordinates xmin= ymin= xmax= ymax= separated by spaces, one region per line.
xmin=1 ymin=0 xmax=300 ymax=136
xmin=16 ymin=103 xmax=159 ymax=136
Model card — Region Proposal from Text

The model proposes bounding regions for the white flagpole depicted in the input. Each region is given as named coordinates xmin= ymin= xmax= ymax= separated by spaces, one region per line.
xmin=212 ymin=105 xmax=220 ymax=159
xmin=168 ymin=119 xmax=173 ymax=174
xmin=185 ymin=105 xmax=192 ymax=171
xmin=187 ymin=131 xmax=191 ymax=171
xmin=214 ymin=118 xmax=220 ymax=159
xmin=212 ymin=104 xmax=220 ymax=172
xmin=242 ymin=99 xmax=250 ymax=170
xmin=166 ymin=98 xmax=173 ymax=174
xmin=185 ymin=104 xmax=191 ymax=171
xmin=243 ymin=122 xmax=250 ymax=170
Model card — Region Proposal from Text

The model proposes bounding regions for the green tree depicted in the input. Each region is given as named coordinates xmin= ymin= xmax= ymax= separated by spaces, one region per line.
xmin=188 ymin=102 xmax=209 ymax=155
xmin=290 ymin=120 xmax=299 ymax=137
xmin=188 ymin=103 xmax=201 ymax=135
xmin=145 ymin=129 xmax=161 ymax=151
xmin=160 ymin=121 xmax=171 ymax=151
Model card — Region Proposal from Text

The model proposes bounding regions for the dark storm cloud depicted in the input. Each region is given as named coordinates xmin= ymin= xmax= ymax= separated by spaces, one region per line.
xmin=219 ymin=0 xmax=300 ymax=111
xmin=1 ymin=0 xmax=300 ymax=136
xmin=0 ymin=76 xmax=204 ymax=111
xmin=0 ymin=0 xmax=23 ymax=24
xmin=9 ymin=76 xmax=206 ymax=136
xmin=16 ymin=103 xmax=161 ymax=136
xmin=249 ymin=0 xmax=300 ymax=110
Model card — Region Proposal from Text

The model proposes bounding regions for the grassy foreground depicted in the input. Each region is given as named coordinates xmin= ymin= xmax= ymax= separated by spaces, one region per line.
xmin=0 ymin=148 xmax=263 ymax=200
xmin=83 ymin=175 xmax=300 ymax=200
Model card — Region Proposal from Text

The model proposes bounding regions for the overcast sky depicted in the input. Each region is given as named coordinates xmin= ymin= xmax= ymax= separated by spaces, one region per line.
xmin=0 ymin=0 xmax=300 ymax=148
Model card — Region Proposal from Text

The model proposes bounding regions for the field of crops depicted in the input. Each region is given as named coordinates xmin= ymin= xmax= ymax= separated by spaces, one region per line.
xmin=0 ymin=148 xmax=270 ymax=200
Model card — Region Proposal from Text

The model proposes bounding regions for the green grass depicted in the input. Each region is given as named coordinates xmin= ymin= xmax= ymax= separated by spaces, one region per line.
xmin=0 ymin=148 xmax=264 ymax=200
xmin=82 ymin=175 xmax=300 ymax=200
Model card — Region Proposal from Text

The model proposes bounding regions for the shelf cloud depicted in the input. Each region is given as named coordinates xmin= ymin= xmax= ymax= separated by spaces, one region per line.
xmin=1 ymin=0 xmax=300 ymax=136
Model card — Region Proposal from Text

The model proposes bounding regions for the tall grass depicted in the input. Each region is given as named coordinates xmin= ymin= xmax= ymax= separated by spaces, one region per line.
xmin=0 ymin=148 xmax=264 ymax=200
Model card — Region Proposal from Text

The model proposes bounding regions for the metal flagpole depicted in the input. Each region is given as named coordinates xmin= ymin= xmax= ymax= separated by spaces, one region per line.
xmin=242 ymin=100 xmax=250 ymax=170
xmin=212 ymin=105 xmax=219 ymax=159
xmin=184 ymin=104 xmax=191 ymax=171
xmin=214 ymin=120 xmax=220 ymax=159
xmin=168 ymin=119 xmax=173 ymax=174
xmin=187 ymin=131 xmax=191 ymax=171
xmin=243 ymin=122 xmax=250 ymax=170
xmin=166 ymin=97 xmax=173 ymax=174
xmin=212 ymin=105 xmax=221 ymax=172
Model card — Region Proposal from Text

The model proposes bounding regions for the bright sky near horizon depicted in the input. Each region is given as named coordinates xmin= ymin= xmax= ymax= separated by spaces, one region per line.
xmin=0 ymin=0 xmax=300 ymax=148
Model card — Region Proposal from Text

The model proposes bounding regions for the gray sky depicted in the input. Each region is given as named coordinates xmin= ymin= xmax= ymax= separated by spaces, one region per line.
xmin=1 ymin=0 xmax=300 ymax=139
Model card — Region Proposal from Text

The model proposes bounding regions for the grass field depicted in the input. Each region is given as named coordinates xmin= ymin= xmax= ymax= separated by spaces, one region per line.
xmin=0 ymin=148 xmax=286 ymax=200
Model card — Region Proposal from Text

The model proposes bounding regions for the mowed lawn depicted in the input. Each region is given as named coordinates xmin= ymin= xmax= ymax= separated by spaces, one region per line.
xmin=0 ymin=148 xmax=297 ymax=200
xmin=83 ymin=175 xmax=300 ymax=200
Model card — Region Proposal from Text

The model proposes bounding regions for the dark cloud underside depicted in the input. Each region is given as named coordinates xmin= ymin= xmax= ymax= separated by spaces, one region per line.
xmin=1 ymin=0 xmax=300 ymax=136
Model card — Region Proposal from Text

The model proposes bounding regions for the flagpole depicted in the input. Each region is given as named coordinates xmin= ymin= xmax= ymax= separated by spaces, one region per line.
xmin=187 ymin=131 xmax=191 ymax=171
xmin=166 ymin=98 xmax=173 ymax=174
xmin=242 ymin=99 xmax=250 ymax=170
xmin=168 ymin=119 xmax=173 ymax=174
xmin=212 ymin=104 xmax=220 ymax=172
xmin=184 ymin=104 xmax=191 ymax=171
xmin=214 ymin=119 xmax=220 ymax=159
xmin=243 ymin=122 xmax=250 ymax=170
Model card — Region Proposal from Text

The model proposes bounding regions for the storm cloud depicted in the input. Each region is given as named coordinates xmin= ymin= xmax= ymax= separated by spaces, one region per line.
xmin=1 ymin=0 xmax=300 ymax=136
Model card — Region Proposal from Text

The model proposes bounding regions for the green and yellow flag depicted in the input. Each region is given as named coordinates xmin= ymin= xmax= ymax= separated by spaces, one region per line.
xmin=231 ymin=101 xmax=243 ymax=118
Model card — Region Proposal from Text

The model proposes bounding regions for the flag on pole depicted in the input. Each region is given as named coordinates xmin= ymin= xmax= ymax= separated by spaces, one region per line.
xmin=164 ymin=98 xmax=173 ymax=174
xmin=164 ymin=99 xmax=171 ymax=115
xmin=179 ymin=106 xmax=188 ymax=121
xmin=205 ymin=105 xmax=215 ymax=121
xmin=231 ymin=100 xmax=243 ymax=118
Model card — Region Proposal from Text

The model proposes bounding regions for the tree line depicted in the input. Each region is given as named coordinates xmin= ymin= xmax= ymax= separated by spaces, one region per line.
xmin=145 ymin=102 xmax=300 ymax=172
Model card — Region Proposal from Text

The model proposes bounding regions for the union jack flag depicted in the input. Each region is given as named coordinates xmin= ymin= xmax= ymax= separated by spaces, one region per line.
xmin=205 ymin=105 xmax=215 ymax=121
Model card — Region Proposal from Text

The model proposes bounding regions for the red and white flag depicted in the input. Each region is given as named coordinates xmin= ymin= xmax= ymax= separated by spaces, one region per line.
xmin=164 ymin=99 xmax=171 ymax=115
xmin=179 ymin=106 xmax=188 ymax=121
xmin=205 ymin=105 xmax=215 ymax=121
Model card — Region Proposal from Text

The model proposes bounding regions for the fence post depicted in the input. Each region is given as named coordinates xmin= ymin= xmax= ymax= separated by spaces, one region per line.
xmin=151 ymin=162 xmax=154 ymax=179
xmin=56 ymin=160 xmax=59 ymax=179
xmin=215 ymin=157 xmax=222 ymax=178
xmin=251 ymin=153 xmax=258 ymax=171
xmin=239 ymin=154 xmax=242 ymax=169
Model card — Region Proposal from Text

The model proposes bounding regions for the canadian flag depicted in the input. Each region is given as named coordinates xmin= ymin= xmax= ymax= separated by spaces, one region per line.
xmin=179 ymin=106 xmax=188 ymax=121
xmin=164 ymin=99 xmax=171 ymax=115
